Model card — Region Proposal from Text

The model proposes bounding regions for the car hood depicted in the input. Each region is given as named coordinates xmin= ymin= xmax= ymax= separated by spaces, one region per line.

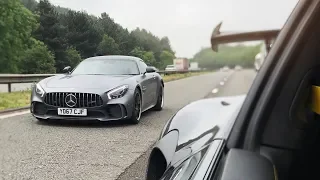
xmin=155 ymin=95 xmax=246 ymax=168
xmin=150 ymin=95 xmax=247 ymax=180
xmin=161 ymin=95 xmax=246 ymax=141
xmin=42 ymin=74 xmax=133 ymax=90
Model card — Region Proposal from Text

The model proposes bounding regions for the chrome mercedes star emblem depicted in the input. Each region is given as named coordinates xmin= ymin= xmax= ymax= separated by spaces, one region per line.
xmin=65 ymin=94 xmax=77 ymax=107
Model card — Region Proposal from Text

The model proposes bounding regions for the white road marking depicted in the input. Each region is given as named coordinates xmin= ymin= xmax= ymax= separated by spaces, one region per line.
xmin=212 ymin=88 xmax=219 ymax=94
xmin=220 ymin=81 xmax=225 ymax=86
xmin=0 ymin=110 xmax=30 ymax=119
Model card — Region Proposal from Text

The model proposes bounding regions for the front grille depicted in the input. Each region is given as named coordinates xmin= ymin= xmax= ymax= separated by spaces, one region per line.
xmin=44 ymin=92 xmax=103 ymax=108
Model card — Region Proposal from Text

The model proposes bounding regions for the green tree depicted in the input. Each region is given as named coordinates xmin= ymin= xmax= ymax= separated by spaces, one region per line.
xmin=97 ymin=34 xmax=120 ymax=55
xmin=0 ymin=0 xmax=38 ymax=73
xmin=20 ymin=0 xmax=37 ymax=11
xmin=193 ymin=44 xmax=261 ymax=69
xmin=160 ymin=37 xmax=174 ymax=54
xmin=129 ymin=47 xmax=156 ymax=66
xmin=14 ymin=0 xmax=176 ymax=73
xmin=60 ymin=10 xmax=102 ymax=58
xmin=159 ymin=51 xmax=175 ymax=70
xmin=97 ymin=13 xmax=139 ymax=55
xmin=54 ymin=5 xmax=69 ymax=14
xmin=34 ymin=0 xmax=68 ymax=72
xmin=131 ymin=28 xmax=175 ymax=67
xmin=129 ymin=47 xmax=146 ymax=59
xmin=143 ymin=51 xmax=156 ymax=66
xmin=20 ymin=39 xmax=56 ymax=74
xmin=65 ymin=47 xmax=82 ymax=68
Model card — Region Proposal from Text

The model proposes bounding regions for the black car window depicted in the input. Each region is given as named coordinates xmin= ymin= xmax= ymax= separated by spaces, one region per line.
xmin=71 ymin=59 xmax=140 ymax=75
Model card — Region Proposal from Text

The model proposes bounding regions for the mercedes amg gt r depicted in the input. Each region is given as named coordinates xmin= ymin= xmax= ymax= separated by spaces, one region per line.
xmin=30 ymin=55 xmax=164 ymax=124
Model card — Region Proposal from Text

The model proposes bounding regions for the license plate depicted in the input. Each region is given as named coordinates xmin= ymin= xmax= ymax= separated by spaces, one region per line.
xmin=57 ymin=108 xmax=87 ymax=116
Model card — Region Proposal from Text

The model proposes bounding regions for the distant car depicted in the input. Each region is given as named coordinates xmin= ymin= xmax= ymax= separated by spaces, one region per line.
xmin=30 ymin=55 xmax=164 ymax=124
xmin=234 ymin=65 xmax=242 ymax=71
xmin=220 ymin=66 xmax=230 ymax=72
xmin=165 ymin=65 xmax=176 ymax=71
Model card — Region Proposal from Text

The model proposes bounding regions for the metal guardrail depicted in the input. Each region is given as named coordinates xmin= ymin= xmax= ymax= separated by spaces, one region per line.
xmin=0 ymin=70 xmax=203 ymax=92
xmin=0 ymin=74 xmax=57 ymax=92
xmin=158 ymin=70 xmax=202 ymax=75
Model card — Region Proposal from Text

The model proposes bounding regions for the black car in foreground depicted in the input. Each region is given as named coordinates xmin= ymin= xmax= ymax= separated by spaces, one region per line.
xmin=30 ymin=55 xmax=164 ymax=124
xmin=146 ymin=1 xmax=320 ymax=179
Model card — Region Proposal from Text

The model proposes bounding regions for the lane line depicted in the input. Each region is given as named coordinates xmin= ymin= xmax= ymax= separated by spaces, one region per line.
xmin=212 ymin=88 xmax=219 ymax=94
xmin=212 ymin=72 xmax=232 ymax=94
xmin=0 ymin=110 xmax=30 ymax=119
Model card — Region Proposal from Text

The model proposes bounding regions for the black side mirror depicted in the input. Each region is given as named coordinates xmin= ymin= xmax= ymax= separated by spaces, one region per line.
xmin=145 ymin=66 xmax=156 ymax=74
xmin=63 ymin=66 xmax=71 ymax=73
xmin=215 ymin=149 xmax=277 ymax=180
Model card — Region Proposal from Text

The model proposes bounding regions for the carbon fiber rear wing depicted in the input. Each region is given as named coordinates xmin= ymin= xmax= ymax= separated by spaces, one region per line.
xmin=210 ymin=22 xmax=280 ymax=52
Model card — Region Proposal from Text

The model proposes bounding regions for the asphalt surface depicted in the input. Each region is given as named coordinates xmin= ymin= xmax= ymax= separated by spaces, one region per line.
xmin=0 ymin=69 xmax=256 ymax=180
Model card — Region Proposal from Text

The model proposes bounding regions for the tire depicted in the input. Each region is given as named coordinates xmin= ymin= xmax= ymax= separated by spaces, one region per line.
xmin=146 ymin=161 xmax=158 ymax=180
xmin=129 ymin=89 xmax=142 ymax=124
xmin=153 ymin=84 xmax=164 ymax=111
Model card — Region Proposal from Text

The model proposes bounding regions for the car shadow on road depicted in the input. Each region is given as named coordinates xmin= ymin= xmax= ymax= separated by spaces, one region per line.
xmin=36 ymin=119 xmax=132 ymax=128
xmin=35 ymin=109 xmax=156 ymax=128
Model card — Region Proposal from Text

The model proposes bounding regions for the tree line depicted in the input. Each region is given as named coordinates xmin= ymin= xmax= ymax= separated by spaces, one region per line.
xmin=191 ymin=44 xmax=261 ymax=70
xmin=0 ymin=0 xmax=176 ymax=74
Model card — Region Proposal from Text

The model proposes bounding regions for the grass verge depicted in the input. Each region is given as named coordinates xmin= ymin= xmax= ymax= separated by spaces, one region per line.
xmin=162 ymin=71 xmax=210 ymax=82
xmin=0 ymin=71 xmax=211 ymax=111
xmin=0 ymin=91 xmax=31 ymax=111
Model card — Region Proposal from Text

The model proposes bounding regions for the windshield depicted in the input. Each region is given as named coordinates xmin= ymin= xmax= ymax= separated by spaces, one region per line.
xmin=71 ymin=59 xmax=139 ymax=75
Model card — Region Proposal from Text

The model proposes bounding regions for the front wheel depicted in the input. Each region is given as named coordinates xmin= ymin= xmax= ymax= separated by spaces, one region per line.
xmin=129 ymin=89 xmax=142 ymax=124
xmin=153 ymin=85 xmax=164 ymax=111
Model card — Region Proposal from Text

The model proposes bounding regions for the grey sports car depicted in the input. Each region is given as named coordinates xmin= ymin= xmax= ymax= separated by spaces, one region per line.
xmin=30 ymin=55 xmax=164 ymax=124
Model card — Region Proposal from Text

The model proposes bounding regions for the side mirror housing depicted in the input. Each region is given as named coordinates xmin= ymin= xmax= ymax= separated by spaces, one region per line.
xmin=145 ymin=66 xmax=156 ymax=74
xmin=63 ymin=66 xmax=71 ymax=73
xmin=215 ymin=149 xmax=277 ymax=180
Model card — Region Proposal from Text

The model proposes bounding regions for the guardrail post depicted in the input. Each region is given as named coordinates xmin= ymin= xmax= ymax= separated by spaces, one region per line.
xmin=8 ymin=83 xmax=11 ymax=93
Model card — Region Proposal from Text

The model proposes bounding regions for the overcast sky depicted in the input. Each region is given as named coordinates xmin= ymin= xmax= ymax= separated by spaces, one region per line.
xmin=49 ymin=0 xmax=299 ymax=58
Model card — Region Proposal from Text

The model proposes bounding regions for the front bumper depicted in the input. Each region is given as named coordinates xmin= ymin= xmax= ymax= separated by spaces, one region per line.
xmin=30 ymin=89 xmax=135 ymax=121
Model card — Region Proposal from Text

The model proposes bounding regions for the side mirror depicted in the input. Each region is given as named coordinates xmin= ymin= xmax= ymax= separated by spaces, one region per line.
xmin=63 ymin=66 xmax=71 ymax=73
xmin=216 ymin=149 xmax=277 ymax=180
xmin=145 ymin=66 xmax=156 ymax=74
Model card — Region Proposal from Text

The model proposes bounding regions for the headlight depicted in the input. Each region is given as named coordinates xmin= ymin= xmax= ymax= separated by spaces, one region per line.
xmin=35 ymin=83 xmax=45 ymax=97
xmin=107 ymin=85 xmax=129 ymax=99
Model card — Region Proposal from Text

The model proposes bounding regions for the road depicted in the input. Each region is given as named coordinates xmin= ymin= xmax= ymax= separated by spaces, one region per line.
xmin=0 ymin=69 xmax=256 ymax=180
